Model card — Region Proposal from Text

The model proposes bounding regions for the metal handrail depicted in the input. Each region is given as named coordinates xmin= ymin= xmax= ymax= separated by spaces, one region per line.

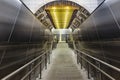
xmin=1 ymin=50 xmax=49 ymax=80
xmin=75 ymin=49 xmax=120 ymax=80
xmin=77 ymin=53 xmax=116 ymax=80
xmin=21 ymin=57 xmax=45 ymax=80
xmin=76 ymin=49 xmax=120 ymax=72
xmin=70 ymin=37 xmax=120 ymax=80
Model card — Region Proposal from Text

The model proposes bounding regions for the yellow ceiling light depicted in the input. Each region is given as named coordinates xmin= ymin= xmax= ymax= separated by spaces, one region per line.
xmin=46 ymin=5 xmax=78 ymax=29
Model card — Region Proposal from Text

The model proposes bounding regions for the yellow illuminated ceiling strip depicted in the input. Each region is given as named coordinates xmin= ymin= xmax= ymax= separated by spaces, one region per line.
xmin=63 ymin=9 xmax=73 ymax=28
xmin=46 ymin=5 xmax=78 ymax=29
xmin=53 ymin=11 xmax=59 ymax=28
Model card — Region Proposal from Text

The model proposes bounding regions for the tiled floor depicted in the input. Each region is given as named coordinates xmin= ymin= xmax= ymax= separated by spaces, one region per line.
xmin=41 ymin=42 xmax=84 ymax=80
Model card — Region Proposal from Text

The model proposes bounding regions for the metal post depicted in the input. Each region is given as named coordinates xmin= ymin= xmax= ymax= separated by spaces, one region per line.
xmin=77 ymin=51 xmax=79 ymax=64
xmin=81 ymin=53 xmax=83 ymax=69
xmin=87 ymin=63 xmax=90 ymax=79
xmin=98 ymin=63 xmax=102 ymax=80
xmin=39 ymin=57 xmax=42 ymax=79
xmin=39 ymin=63 xmax=42 ymax=79
xmin=48 ymin=51 xmax=50 ymax=64
xmin=100 ymin=73 xmax=103 ymax=80
xmin=45 ymin=53 xmax=47 ymax=69
xmin=29 ymin=65 xmax=31 ymax=80
xmin=99 ymin=72 xmax=102 ymax=80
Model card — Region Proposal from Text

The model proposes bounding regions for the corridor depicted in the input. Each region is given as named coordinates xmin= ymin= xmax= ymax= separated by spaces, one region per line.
xmin=0 ymin=0 xmax=120 ymax=80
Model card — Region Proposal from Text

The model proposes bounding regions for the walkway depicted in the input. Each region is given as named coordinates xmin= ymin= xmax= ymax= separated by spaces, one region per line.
xmin=41 ymin=42 xmax=85 ymax=80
